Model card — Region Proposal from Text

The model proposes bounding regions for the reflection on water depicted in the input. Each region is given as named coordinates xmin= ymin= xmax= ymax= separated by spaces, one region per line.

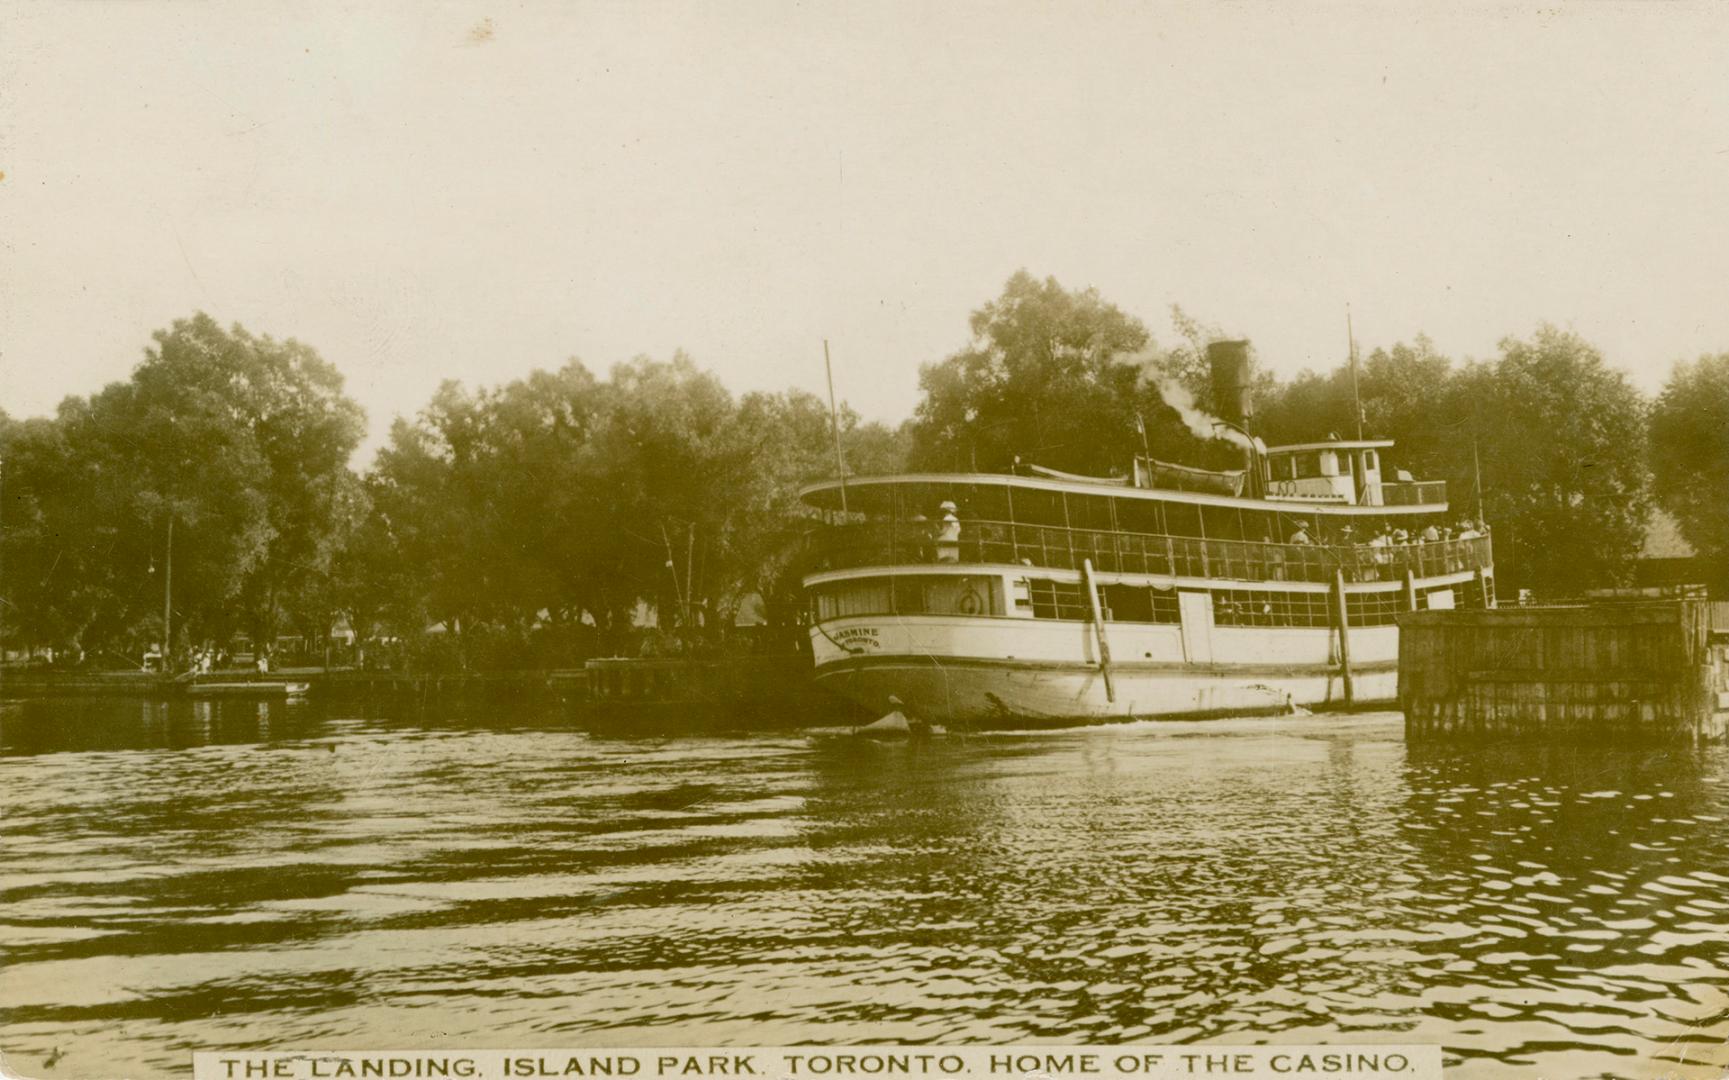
xmin=2 ymin=698 xmax=1727 ymax=1079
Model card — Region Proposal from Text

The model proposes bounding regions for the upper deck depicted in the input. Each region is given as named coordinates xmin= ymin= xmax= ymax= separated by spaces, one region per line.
xmin=807 ymin=517 xmax=1491 ymax=587
xmin=800 ymin=468 xmax=1486 ymax=588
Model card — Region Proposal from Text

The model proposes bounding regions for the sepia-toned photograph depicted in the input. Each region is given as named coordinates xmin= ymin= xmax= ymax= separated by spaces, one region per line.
xmin=2 ymin=4 xmax=1727 ymax=1078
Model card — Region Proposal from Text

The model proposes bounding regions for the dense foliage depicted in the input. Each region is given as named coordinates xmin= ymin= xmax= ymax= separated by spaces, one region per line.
xmin=0 ymin=282 xmax=1705 ymax=669
xmin=359 ymin=353 xmax=902 ymax=666
xmin=1 ymin=315 xmax=365 ymax=660
xmin=1253 ymin=328 xmax=1651 ymax=594
xmin=1650 ymin=354 xmax=1729 ymax=574
xmin=907 ymin=271 xmax=1239 ymax=475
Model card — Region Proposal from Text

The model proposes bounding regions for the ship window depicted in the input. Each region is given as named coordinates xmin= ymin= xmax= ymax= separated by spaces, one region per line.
xmin=1027 ymin=579 xmax=1088 ymax=621
xmin=1013 ymin=488 xmax=1067 ymax=527
xmin=1241 ymin=510 xmax=1278 ymax=544
xmin=1201 ymin=506 xmax=1245 ymax=541
xmin=967 ymin=483 xmax=1012 ymax=524
xmin=818 ymin=574 xmax=1003 ymax=619
xmin=1345 ymin=590 xmax=1401 ymax=627
xmin=912 ymin=574 xmax=1003 ymax=616
xmin=1338 ymin=452 xmax=1353 ymax=475
xmin=1364 ymin=450 xmax=1379 ymax=472
xmin=1069 ymin=494 xmax=1114 ymax=531
xmin=1295 ymin=454 xmax=1324 ymax=479
xmin=1164 ymin=502 xmax=1204 ymax=538
xmin=1099 ymin=584 xmax=1180 ymax=624
xmin=1271 ymin=455 xmax=1295 ymax=481
xmin=1116 ymin=498 xmax=1160 ymax=535
xmin=815 ymin=578 xmax=892 ymax=620
xmin=1213 ymin=589 xmax=1331 ymax=628
xmin=892 ymin=576 xmax=926 ymax=614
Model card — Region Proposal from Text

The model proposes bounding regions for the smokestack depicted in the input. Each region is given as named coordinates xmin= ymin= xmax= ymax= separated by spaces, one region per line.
xmin=1206 ymin=340 xmax=1254 ymax=429
xmin=1206 ymin=339 xmax=1264 ymax=498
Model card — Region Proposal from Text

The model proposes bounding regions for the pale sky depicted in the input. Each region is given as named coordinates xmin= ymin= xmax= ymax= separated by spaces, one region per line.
xmin=4 ymin=2 xmax=1728 ymax=463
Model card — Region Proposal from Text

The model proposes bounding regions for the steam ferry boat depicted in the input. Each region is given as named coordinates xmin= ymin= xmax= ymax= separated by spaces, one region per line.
xmin=798 ymin=341 xmax=1495 ymax=727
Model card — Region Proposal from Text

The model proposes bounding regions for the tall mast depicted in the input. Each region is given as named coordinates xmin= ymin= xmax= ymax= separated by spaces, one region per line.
xmin=823 ymin=339 xmax=848 ymax=516
xmin=1346 ymin=305 xmax=1364 ymax=441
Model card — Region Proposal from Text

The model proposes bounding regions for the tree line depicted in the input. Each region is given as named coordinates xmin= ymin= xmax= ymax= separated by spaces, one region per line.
xmin=4 ymin=276 xmax=1725 ymax=669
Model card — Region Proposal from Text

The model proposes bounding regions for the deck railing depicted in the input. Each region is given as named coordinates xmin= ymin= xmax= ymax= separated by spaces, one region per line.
xmin=1380 ymin=480 xmax=1448 ymax=506
xmin=810 ymin=519 xmax=1492 ymax=586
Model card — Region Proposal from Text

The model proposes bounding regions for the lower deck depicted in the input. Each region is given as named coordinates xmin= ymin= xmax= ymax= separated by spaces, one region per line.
xmin=803 ymin=561 xmax=1494 ymax=725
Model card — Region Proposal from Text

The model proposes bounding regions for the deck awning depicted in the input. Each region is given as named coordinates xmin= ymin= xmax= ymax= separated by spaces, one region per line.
xmin=799 ymin=471 xmax=1447 ymax=517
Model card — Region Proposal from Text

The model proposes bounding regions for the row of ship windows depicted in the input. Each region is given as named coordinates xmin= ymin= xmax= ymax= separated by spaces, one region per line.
xmin=814 ymin=575 xmax=1492 ymax=627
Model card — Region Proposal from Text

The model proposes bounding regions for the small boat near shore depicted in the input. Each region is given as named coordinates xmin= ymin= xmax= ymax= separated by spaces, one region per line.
xmin=187 ymin=680 xmax=311 ymax=698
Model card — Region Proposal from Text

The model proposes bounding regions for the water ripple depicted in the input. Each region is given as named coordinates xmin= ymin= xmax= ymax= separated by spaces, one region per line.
xmin=2 ymin=701 xmax=1727 ymax=1078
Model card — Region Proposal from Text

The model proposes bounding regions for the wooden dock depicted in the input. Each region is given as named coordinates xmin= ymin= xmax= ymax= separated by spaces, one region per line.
xmin=1 ymin=656 xmax=860 ymax=729
xmin=1399 ymin=600 xmax=1729 ymax=743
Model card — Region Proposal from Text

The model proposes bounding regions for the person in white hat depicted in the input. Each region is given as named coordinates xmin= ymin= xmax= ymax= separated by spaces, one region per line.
xmin=936 ymin=500 xmax=962 ymax=562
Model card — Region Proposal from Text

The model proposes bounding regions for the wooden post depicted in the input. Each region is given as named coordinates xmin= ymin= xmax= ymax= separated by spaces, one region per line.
xmin=1334 ymin=568 xmax=1355 ymax=707
xmin=1083 ymin=558 xmax=1116 ymax=704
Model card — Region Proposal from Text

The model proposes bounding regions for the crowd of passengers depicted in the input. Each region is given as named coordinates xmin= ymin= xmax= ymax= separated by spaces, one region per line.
xmin=1284 ymin=519 xmax=1490 ymax=546
xmin=866 ymin=502 xmax=1491 ymax=555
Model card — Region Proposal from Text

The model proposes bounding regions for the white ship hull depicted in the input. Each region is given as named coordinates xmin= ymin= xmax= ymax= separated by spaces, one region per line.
xmin=810 ymin=613 xmax=1400 ymax=726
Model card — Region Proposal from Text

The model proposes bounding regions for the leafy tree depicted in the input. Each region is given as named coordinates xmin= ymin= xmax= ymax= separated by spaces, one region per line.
xmin=0 ymin=315 xmax=366 ymax=662
xmin=1650 ymin=354 xmax=1729 ymax=585
xmin=354 ymin=350 xmax=890 ymax=666
xmin=907 ymin=271 xmax=1237 ymax=476
xmin=1467 ymin=328 xmax=1650 ymax=594
xmin=1253 ymin=328 xmax=1650 ymax=595
xmin=1256 ymin=336 xmax=1458 ymax=479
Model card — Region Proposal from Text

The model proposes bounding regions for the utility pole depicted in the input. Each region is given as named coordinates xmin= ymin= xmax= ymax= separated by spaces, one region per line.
xmin=823 ymin=339 xmax=848 ymax=516
xmin=162 ymin=514 xmax=174 ymax=663
xmin=685 ymin=522 xmax=696 ymax=630
xmin=1473 ymin=436 xmax=1485 ymax=523
xmin=660 ymin=522 xmax=684 ymax=629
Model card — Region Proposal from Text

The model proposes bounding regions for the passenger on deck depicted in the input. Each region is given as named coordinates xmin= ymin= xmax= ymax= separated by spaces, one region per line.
xmin=935 ymin=500 xmax=961 ymax=563
xmin=908 ymin=512 xmax=931 ymax=562
xmin=1288 ymin=520 xmax=1313 ymax=545
xmin=1262 ymin=534 xmax=1286 ymax=581
xmin=1420 ymin=524 xmax=1441 ymax=543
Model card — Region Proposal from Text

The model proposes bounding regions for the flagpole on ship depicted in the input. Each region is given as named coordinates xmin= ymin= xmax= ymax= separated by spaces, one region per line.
xmin=823 ymin=339 xmax=848 ymax=517
xmin=1346 ymin=304 xmax=1364 ymax=441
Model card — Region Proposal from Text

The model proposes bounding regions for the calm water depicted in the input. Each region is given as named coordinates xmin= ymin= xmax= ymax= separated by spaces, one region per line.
xmin=3 ymin=698 xmax=1728 ymax=1080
